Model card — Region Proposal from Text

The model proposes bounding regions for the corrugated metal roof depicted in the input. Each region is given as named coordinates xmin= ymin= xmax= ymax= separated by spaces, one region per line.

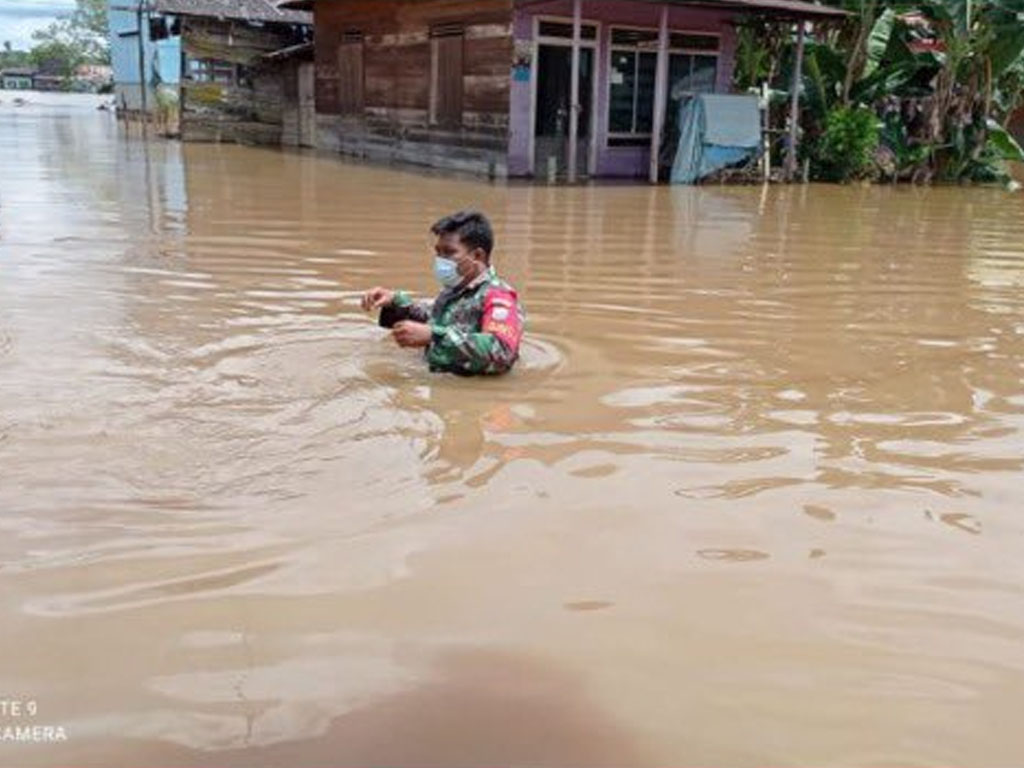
xmin=153 ymin=0 xmax=311 ymax=24
xmin=279 ymin=0 xmax=846 ymax=19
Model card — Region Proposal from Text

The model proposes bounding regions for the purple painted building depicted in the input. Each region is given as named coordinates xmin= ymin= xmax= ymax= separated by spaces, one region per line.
xmin=282 ymin=0 xmax=844 ymax=181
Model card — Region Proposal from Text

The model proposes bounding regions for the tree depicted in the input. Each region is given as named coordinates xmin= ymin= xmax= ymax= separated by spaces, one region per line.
xmin=73 ymin=0 xmax=110 ymax=40
xmin=29 ymin=40 xmax=84 ymax=78
xmin=0 ymin=41 xmax=32 ymax=70
xmin=31 ymin=0 xmax=110 ymax=67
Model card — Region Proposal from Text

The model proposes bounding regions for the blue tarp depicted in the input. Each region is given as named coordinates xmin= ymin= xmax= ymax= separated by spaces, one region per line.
xmin=670 ymin=94 xmax=762 ymax=184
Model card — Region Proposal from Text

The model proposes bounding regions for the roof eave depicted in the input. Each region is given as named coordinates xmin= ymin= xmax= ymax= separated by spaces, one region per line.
xmin=151 ymin=0 xmax=311 ymax=24
xmin=276 ymin=0 xmax=847 ymax=21
xmin=633 ymin=0 xmax=849 ymax=20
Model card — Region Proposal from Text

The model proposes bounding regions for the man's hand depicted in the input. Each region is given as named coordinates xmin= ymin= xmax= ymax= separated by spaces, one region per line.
xmin=391 ymin=321 xmax=432 ymax=348
xmin=361 ymin=286 xmax=394 ymax=312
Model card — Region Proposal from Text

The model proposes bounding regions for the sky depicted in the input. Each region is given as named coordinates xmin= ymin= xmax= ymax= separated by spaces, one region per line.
xmin=0 ymin=1 xmax=77 ymax=51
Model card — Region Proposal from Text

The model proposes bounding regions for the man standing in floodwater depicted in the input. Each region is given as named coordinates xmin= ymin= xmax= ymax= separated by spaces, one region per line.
xmin=360 ymin=210 xmax=525 ymax=376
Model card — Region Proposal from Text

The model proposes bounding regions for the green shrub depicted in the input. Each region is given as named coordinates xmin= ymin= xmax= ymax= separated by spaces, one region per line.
xmin=812 ymin=106 xmax=881 ymax=182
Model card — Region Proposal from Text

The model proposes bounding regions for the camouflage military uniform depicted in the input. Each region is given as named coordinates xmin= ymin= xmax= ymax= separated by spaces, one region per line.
xmin=389 ymin=266 xmax=525 ymax=375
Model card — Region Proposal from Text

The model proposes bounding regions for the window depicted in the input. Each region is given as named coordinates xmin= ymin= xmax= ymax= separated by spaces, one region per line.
xmin=668 ymin=53 xmax=717 ymax=98
xmin=611 ymin=28 xmax=658 ymax=47
xmin=608 ymin=27 xmax=719 ymax=144
xmin=431 ymin=24 xmax=464 ymax=128
xmin=148 ymin=16 xmax=181 ymax=42
xmin=670 ymin=33 xmax=719 ymax=51
xmin=337 ymin=30 xmax=364 ymax=115
xmin=187 ymin=58 xmax=238 ymax=85
xmin=609 ymin=49 xmax=656 ymax=134
xmin=538 ymin=20 xmax=598 ymax=40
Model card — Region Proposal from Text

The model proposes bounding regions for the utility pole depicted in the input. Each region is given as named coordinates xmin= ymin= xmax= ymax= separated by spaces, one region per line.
xmin=136 ymin=0 xmax=148 ymax=134
xmin=783 ymin=21 xmax=806 ymax=182
xmin=649 ymin=4 xmax=669 ymax=184
xmin=567 ymin=0 xmax=581 ymax=183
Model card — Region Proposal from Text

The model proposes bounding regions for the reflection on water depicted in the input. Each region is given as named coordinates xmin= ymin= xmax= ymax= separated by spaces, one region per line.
xmin=2 ymin=95 xmax=1024 ymax=767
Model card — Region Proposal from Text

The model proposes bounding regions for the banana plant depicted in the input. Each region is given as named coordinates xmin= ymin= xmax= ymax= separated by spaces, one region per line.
xmin=733 ymin=0 xmax=1024 ymax=180
xmin=917 ymin=0 xmax=1024 ymax=178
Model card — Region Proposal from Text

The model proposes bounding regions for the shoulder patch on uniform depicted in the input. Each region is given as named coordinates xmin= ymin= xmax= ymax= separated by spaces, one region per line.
xmin=481 ymin=287 xmax=522 ymax=350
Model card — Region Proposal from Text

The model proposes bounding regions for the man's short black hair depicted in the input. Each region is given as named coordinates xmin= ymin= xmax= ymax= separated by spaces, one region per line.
xmin=431 ymin=210 xmax=494 ymax=260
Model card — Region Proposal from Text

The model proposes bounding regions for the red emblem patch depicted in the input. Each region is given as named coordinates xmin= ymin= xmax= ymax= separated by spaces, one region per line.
xmin=481 ymin=288 xmax=522 ymax=350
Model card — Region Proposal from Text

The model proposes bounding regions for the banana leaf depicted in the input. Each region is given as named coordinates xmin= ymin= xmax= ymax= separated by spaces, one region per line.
xmin=864 ymin=8 xmax=898 ymax=79
xmin=985 ymin=9 xmax=1024 ymax=78
xmin=986 ymin=118 xmax=1024 ymax=160
xmin=804 ymin=50 xmax=833 ymax=119
xmin=851 ymin=59 xmax=926 ymax=103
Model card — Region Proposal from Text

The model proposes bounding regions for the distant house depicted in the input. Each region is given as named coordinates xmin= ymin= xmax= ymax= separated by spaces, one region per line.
xmin=279 ymin=0 xmax=845 ymax=181
xmin=33 ymin=74 xmax=67 ymax=92
xmin=76 ymin=63 xmax=114 ymax=84
xmin=1 ymin=69 xmax=36 ymax=90
xmin=148 ymin=0 xmax=314 ymax=145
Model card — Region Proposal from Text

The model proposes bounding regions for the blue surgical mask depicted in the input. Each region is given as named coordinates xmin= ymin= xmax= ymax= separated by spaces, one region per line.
xmin=433 ymin=256 xmax=461 ymax=288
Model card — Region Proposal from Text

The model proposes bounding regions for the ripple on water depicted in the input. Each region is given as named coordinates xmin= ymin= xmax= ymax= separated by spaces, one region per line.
xmin=4 ymin=103 xmax=1024 ymax=766
xmin=26 ymin=560 xmax=288 ymax=617
xmin=697 ymin=548 xmax=770 ymax=563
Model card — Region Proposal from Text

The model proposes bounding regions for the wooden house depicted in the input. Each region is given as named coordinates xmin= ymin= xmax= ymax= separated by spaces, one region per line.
xmin=1 ymin=69 xmax=36 ymax=91
xmin=32 ymin=74 xmax=67 ymax=92
xmin=279 ymin=0 xmax=845 ymax=181
xmin=150 ymin=0 xmax=314 ymax=145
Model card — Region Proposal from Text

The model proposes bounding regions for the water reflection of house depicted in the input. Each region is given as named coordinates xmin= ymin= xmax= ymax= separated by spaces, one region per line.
xmin=148 ymin=0 xmax=314 ymax=145
xmin=278 ymin=0 xmax=844 ymax=182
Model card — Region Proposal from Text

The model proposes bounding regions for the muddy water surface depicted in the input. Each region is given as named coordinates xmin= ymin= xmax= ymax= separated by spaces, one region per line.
xmin=2 ymin=95 xmax=1024 ymax=767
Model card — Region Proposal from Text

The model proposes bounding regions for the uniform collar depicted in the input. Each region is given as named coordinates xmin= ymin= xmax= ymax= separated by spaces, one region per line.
xmin=445 ymin=264 xmax=494 ymax=298
xmin=467 ymin=264 xmax=496 ymax=289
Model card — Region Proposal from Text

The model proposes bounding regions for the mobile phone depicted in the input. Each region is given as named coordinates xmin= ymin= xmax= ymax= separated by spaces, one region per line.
xmin=378 ymin=304 xmax=402 ymax=329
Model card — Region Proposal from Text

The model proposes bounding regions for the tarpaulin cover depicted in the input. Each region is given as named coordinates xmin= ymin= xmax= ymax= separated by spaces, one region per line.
xmin=670 ymin=94 xmax=762 ymax=184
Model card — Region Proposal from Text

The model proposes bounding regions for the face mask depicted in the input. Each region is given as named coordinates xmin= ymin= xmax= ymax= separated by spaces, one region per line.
xmin=433 ymin=256 xmax=462 ymax=288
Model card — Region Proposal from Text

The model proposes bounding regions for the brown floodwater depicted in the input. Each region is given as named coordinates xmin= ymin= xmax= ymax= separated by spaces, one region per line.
xmin=2 ymin=94 xmax=1024 ymax=767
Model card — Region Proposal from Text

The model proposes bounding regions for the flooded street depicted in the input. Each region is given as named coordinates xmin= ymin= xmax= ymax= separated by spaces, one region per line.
xmin=3 ymin=95 xmax=1024 ymax=767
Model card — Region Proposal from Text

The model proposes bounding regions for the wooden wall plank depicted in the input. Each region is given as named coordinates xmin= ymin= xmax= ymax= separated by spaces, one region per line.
xmin=464 ymin=74 xmax=509 ymax=114
xmin=434 ymin=34 xmax=464 ymax=128
xmin=394 ymin=41 xmax=430 ymax=109
xmin=337 ymin=41 xmax=364 ymax=113
xmin=313 ymin=0 xmax=513 ymax=161
xmin=397 ymin=0 xmax=513 ymax=28
xmin=464 ymin=36 xmax=513 ymax=77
